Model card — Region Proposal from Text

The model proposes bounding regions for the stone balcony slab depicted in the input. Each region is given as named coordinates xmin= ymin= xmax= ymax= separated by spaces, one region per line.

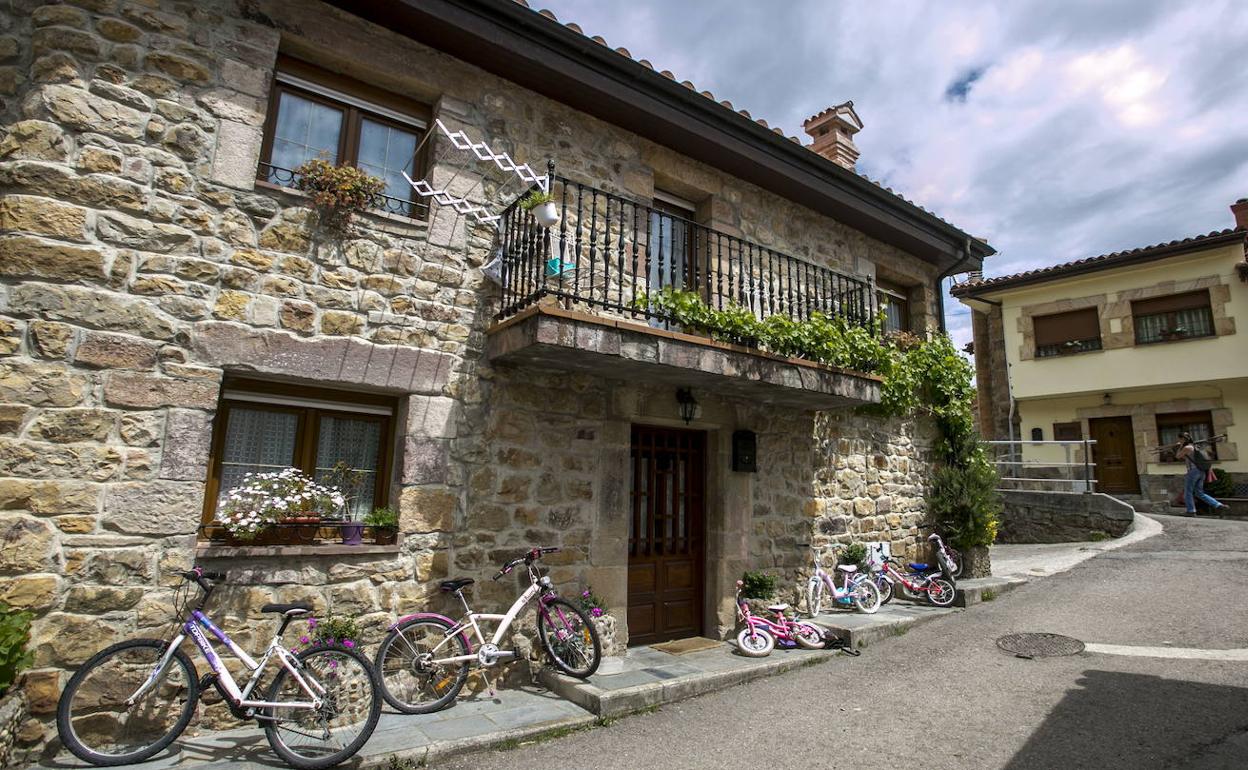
xmin=485 ymin=306 xmax=882 ymax=410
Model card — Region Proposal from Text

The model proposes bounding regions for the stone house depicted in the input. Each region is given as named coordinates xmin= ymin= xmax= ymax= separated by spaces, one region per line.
xmin=0 ymin=0 xmax=992 ymax=752
xmin=954 ymin=200 xmax=1248 ymax=509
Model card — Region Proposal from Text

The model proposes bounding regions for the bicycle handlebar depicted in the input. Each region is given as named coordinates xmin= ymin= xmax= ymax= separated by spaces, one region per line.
xmin=179 ymin=567 xmax=224 ymax=592
xmin=492 ymin=547 xmax=560 ymax=580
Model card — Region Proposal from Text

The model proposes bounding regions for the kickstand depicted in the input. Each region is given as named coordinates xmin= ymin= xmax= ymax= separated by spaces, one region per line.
xmin=474 ymin=669 xmax=497 ymax=697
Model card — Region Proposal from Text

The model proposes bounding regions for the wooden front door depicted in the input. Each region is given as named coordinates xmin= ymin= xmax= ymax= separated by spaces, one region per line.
xmin=1089 ymin=416 xmax=1140 ymax=494
xmin=628 ymin=425 xmax=705 ymax=646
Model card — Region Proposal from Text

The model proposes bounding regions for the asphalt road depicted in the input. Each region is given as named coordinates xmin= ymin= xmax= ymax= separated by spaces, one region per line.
xmin=444 ymin=514 xmax=1248 ymax=770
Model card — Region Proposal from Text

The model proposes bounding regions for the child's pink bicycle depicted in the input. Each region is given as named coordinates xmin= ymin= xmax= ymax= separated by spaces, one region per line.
xmin=734 ymin=580 xmax=826 ymax=657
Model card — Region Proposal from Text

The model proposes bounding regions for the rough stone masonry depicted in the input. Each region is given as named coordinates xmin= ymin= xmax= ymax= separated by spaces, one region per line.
xmin=0 ymin=0 xmax=948 ymax=760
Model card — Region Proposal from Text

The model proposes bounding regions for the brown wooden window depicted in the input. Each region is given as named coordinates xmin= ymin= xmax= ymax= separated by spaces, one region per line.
xmin=201 ymin=378 xmax=396 ymax=530
xmin=1132 ymin=290 xmax=1214 ymax=345
xmin=1156 ymin=411 xmax=1217 ymax=462
xmin=877 ymin=279 xmax=911 ymax=334
xmin=258 ymin=56 xmax=431 ymax=218
xmin=648 ymin=192 xmax=698 ymax=292
xmin=1033 ymin=308 xmax=1102 ymax=357
xmin=1053 ymin=422 xmax=1083 ymax=441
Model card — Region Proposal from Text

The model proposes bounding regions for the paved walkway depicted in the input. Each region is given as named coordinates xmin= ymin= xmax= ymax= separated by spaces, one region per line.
xmin=45 ymin=518 xmax=1164 ymax=769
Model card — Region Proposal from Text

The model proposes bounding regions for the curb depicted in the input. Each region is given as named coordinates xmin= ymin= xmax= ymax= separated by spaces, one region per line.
xmin=365 ymin=712 xmax=599 ymax=769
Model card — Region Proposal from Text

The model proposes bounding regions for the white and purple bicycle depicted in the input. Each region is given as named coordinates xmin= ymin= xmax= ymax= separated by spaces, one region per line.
xmin=374 ymin=546 xmax=601 ymax=714
xmin=55 ymin=568 xmax=380 ymax=769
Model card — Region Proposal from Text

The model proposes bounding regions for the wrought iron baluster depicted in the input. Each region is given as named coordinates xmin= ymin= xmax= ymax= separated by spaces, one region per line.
xmin=588 ymin=188 xmax=599 ymax=307
xmin=629 ymin=202 xmax=639 ymax=317
xmin=573 ymin=182 xmax=584 ymax=309
xmin=602 ymin=193 xmax=613 ymax=309
xmin=616 ymin=196 xmax=626 ymax=313
xmin=643 ymin=203 xmax=653 ymax=319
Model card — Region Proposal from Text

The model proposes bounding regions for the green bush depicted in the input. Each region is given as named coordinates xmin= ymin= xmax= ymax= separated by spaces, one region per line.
xmin=928 ymin=451 xmax=1002 ymax=549
xmin=837 ymin=543 xmax=868 ymax=570
xmin=1206 ymin=468 xmax=1233 ymax=498
xmin=0 ymin=603 xmax=34 ymax=697
xmin=740 ymin=570 xmax=777 ymax=600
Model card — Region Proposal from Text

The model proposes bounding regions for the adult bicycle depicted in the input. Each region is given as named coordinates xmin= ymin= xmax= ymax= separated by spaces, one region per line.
xmin=56 ymin=568 xmax=380 ymax=769
xmin=374 ymin=546 xmax=601 ymax=714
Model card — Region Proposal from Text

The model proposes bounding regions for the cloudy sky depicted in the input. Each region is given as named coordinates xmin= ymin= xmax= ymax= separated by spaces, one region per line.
xmin=534 ymin=0 xmax=1248 ymax=347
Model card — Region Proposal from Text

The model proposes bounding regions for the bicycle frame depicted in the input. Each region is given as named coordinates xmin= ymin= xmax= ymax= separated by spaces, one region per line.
xmin=876 ymin=562 xmax=938 ymax=599
xmin=133 ymin=608 xmax=324 ymax=715
xmin=737 ymin=599 xmax=807 ymax=643
xmin=809 ymin=548 xmax=865 ymax=603
xmin=402 ymin=565 xmax=569 ymax=667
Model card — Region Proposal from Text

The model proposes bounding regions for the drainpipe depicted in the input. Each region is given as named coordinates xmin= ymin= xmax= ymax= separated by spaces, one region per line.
xmin=935 ymin=238 xmax=976 ymax=333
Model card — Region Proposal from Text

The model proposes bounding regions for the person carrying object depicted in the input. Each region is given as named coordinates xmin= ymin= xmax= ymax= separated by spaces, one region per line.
xmin=1175 ymin=432 xmax=1229 ymax=515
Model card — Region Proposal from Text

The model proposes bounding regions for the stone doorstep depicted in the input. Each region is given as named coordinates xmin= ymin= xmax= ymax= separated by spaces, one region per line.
xmin=539 ymin=644 xmax=834 ymax=719
xmin=952 ymin=575 xmax=1029 ymax=608
xmin=371 ymin=711 xmax=598 ymax=770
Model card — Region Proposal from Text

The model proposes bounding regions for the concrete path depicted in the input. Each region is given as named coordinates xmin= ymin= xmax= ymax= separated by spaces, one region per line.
xmin=990 ymin=511 xmax=1162 ymax=578
xmin=444 ymin=513 xmax=1248 ymax=769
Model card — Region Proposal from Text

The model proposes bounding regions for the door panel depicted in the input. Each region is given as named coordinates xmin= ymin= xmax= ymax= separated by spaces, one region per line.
xmin=628 ymin=425 xmax=706 ymax=645
xmin=1089 ymin=416 xmax=1140 ymax=494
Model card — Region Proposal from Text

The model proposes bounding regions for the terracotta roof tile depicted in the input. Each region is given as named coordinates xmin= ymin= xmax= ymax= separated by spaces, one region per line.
xmin=952 ymin=228 xmax=1248 ymax=296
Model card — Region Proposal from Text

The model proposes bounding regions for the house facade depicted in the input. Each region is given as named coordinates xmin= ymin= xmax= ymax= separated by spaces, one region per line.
xmin=0 ymin=0 xmax=991 ymax=752
xmin=954 ymin=202 xmax=1248 ymax=508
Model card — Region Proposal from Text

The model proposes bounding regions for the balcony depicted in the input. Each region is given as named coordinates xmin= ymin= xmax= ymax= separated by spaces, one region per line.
xmin=486 ymin=177 xmax=883 ymax=410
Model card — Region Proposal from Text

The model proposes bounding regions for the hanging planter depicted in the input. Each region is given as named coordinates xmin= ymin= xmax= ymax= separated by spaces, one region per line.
xmin=519 ymin=190 xmax=560 ymax=228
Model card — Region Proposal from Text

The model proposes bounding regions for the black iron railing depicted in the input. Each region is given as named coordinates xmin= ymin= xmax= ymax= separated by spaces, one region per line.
xmin=258 ymin=162 xmax=429 ymax=220
xmin=497 ymin=173 xmax=877 ymax=331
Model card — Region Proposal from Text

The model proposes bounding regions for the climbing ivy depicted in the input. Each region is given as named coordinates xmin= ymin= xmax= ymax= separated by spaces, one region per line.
xmin=636 ymin=287 xmax=1001 ymax=548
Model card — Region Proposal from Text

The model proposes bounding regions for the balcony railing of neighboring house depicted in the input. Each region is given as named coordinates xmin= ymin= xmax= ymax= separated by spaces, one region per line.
xmin=258 ymin=162 xmax=430 ymax=220
xmin=985 ymin=439 xmax=1098 ymax=493
xmin=496 ymin=174 xmax=878 ymax=339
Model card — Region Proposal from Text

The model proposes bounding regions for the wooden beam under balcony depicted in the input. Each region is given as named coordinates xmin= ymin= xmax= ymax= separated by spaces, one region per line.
xmin=485 ymin=305 xmax=882 ymax=411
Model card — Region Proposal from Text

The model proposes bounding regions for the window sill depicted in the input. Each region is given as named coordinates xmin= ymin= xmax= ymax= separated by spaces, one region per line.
xmin=252 ymin=179 xmax=429 ymax=232
xmin=195 ymin=539 xmax=402 ymax=559
xmin=1034 ymin=348 xmax=1103 ymax=359
xmin=1133 ymin=334 xmax=1217 ymax=347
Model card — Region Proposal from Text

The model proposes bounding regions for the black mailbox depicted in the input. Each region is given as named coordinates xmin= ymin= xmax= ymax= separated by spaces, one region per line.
xmin=732 ymin=430 xmax=757 ymax=472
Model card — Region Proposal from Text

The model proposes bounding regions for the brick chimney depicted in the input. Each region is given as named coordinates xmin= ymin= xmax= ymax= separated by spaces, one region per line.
xmin=803 ymin=101 xmax=863 ymax=170
xmin=1232 ymin=198 xmax=1248 ymax=230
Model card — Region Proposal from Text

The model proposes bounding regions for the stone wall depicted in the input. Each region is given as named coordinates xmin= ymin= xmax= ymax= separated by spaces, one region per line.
xmin=0 ymin=687 xmax=28 ymax=768
xmin=0 ymin=0 xmax=946 ymax=758
xmin=997 ymin=490 xmax=1134 ymax=543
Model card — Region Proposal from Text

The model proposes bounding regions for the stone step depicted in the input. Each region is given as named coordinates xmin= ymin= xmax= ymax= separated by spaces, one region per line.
xmin=953 ymin=575 xmax=1028 ymax=607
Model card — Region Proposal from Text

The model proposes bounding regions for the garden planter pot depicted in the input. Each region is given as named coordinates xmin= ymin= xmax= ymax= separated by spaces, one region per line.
xmin=372 ymin=526 xmax=398 ymax=545
xmin=282 ymin=515 xmax=322 ymax=544
xmin=533 ymin=201 xmax=560 ymax=227
xmin=591 ymin=613 xmax=619 ymax=657
xmin=341 ymin=522 xmax=365 ymax=545
xmin=961 ymin=545 xmax=992 ymax=578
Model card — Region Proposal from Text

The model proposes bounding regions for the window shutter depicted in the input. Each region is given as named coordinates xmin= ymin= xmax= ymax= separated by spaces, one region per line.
xmin=1033 ymin=308 xmax=1100 ymax=347
xmin=1132 ymin=290 xmax=1210 ymax=316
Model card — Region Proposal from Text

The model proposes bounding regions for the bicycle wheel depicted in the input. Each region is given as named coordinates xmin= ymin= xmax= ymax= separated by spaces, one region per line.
xmin=926 ymin=577 xmax=957 ymax=608
xmin=806 ymin=577 xmax=824 ymax=617
xmin=735 ymin=626 xmax=774 ymax=657
xmin=851 ymin=576 xmax=881 ymax=614
xmin=536 ymin=598 xmax=601 ymax=678
xmin=57 ymin=638 xmax=199 ymax=766
xmin=374 ymin=617 xmax=469 ymax=714
xmin=794 ymin=622 xmax=825 ymax=650
xmin=947 ymin=547 xmax=964 ymax=580
xmin=264 ymin=643 xmax=381 ymax=770
xmin=876 ymin=575 xmax=894 ymax=605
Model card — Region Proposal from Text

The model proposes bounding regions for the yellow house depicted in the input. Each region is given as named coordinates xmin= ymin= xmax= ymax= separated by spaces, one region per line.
xmin=953 ymin=200 xmax=1248 ymax=509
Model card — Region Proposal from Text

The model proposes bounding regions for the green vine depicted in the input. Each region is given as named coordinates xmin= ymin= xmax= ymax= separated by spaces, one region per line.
xmin=636 ymin=287 xmax=1001 ymax=547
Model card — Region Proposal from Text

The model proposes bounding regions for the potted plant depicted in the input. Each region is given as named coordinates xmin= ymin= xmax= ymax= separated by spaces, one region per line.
xmin=340 ymin=513 xmax=366 ymax=546
xmin=519 ymin=189 xmax=560 ymax=228
xmin=292 ymin=157 xmax=385 ymax=236
xmin=578 ymin=587 xmax=618 ymax=657
xmin=322 ymin=462 xmax=368 ymax=546
xmin=739 ymin=569 xmax=779 ymax=615
xmin=294 ymin=613 xmax=361 ymax=652
xmin=364 ymin=505 xmax=399 ymax=545
xmin=215 ymin=468 xmax=346 ymax=544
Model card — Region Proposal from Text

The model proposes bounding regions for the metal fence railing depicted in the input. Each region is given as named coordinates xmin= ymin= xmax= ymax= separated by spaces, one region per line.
xmin=985 ymin=439 xmax=1098 ymax=493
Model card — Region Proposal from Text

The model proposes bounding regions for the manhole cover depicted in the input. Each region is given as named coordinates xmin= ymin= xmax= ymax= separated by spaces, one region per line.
xmin=996 ymin=633 xmax=1085 ymax=658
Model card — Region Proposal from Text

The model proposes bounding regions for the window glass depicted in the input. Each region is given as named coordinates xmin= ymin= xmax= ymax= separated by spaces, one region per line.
xmin=1133 ymin=292 xmax=1214 ymax=344
xmin=218 ymin=408 xmax=299 ymax=506
xmin=1157 ymin=411 xmax=1217 ymax=462
xmin=358 ymin=118 xmax=420 ymax=214
xmin=315 ymin=415 xmax=383 ymax=517
xmin=270 ymin=91 xmax=343 ymax=177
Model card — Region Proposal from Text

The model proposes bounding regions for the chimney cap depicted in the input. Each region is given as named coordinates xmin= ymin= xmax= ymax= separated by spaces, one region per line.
xmin=803 ymin=101 xmax=864 ymax=133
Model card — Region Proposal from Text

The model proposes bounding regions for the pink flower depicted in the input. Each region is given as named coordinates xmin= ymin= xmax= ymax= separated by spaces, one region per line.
xmin=582 ymin=590 xmax=590 ymax=598
xmin=343 ymin=639 xmax=355 ymax=648
xmin=299 ymin=636 xmax=309 ymax=644
xmin=591 ymin=607 xmax=603 ymax=617
xmin=308 ymin=618 xmax=319 ymax=628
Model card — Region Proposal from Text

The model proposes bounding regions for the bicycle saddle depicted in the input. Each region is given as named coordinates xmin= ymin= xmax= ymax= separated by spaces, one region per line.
xmin=835 ymin=564 xmax=857 ymax=573
xmin=439 ymin=578 xmax=475 ymax=592
xmin=260 ymin=602 xmax=312 ymax=616
xmin=908 ymin=562 xmax=931 ymax=572
xmin=767 ymin=603 xmax=790 ymax=613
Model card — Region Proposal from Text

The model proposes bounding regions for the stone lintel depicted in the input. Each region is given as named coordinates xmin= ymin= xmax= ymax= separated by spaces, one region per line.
xmin=486 ymin=307 xmax=881 ymax=411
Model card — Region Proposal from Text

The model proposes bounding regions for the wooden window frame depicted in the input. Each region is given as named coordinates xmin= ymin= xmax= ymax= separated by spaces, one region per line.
xmin=1132 ymin=290 xmax=1215 ymax=345
xmin=877 ymin=278 xmax=911 ymax=334
xmin=1033 ymin=308 xmax=1102 ymax=358
xmin=257 ymin=55 xmax=432 ymax=219
xmin=1155 ymin=410 xmax=1217 ymax=463
xmin=200 ymin=378 xmax=398 ymax=531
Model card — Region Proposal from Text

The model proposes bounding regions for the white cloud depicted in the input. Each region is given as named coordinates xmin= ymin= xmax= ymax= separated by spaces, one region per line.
xmin=535 ymin=0 xmax=1248 ymax=352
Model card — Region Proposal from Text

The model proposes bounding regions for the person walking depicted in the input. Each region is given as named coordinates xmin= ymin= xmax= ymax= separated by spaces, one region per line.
xmin=1175 ymin=432 xmax=1229 ymax=514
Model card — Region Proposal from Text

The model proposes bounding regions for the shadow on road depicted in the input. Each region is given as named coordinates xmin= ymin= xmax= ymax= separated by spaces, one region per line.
xmin=1005 ymin=669 xmax=1248 ymax=769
